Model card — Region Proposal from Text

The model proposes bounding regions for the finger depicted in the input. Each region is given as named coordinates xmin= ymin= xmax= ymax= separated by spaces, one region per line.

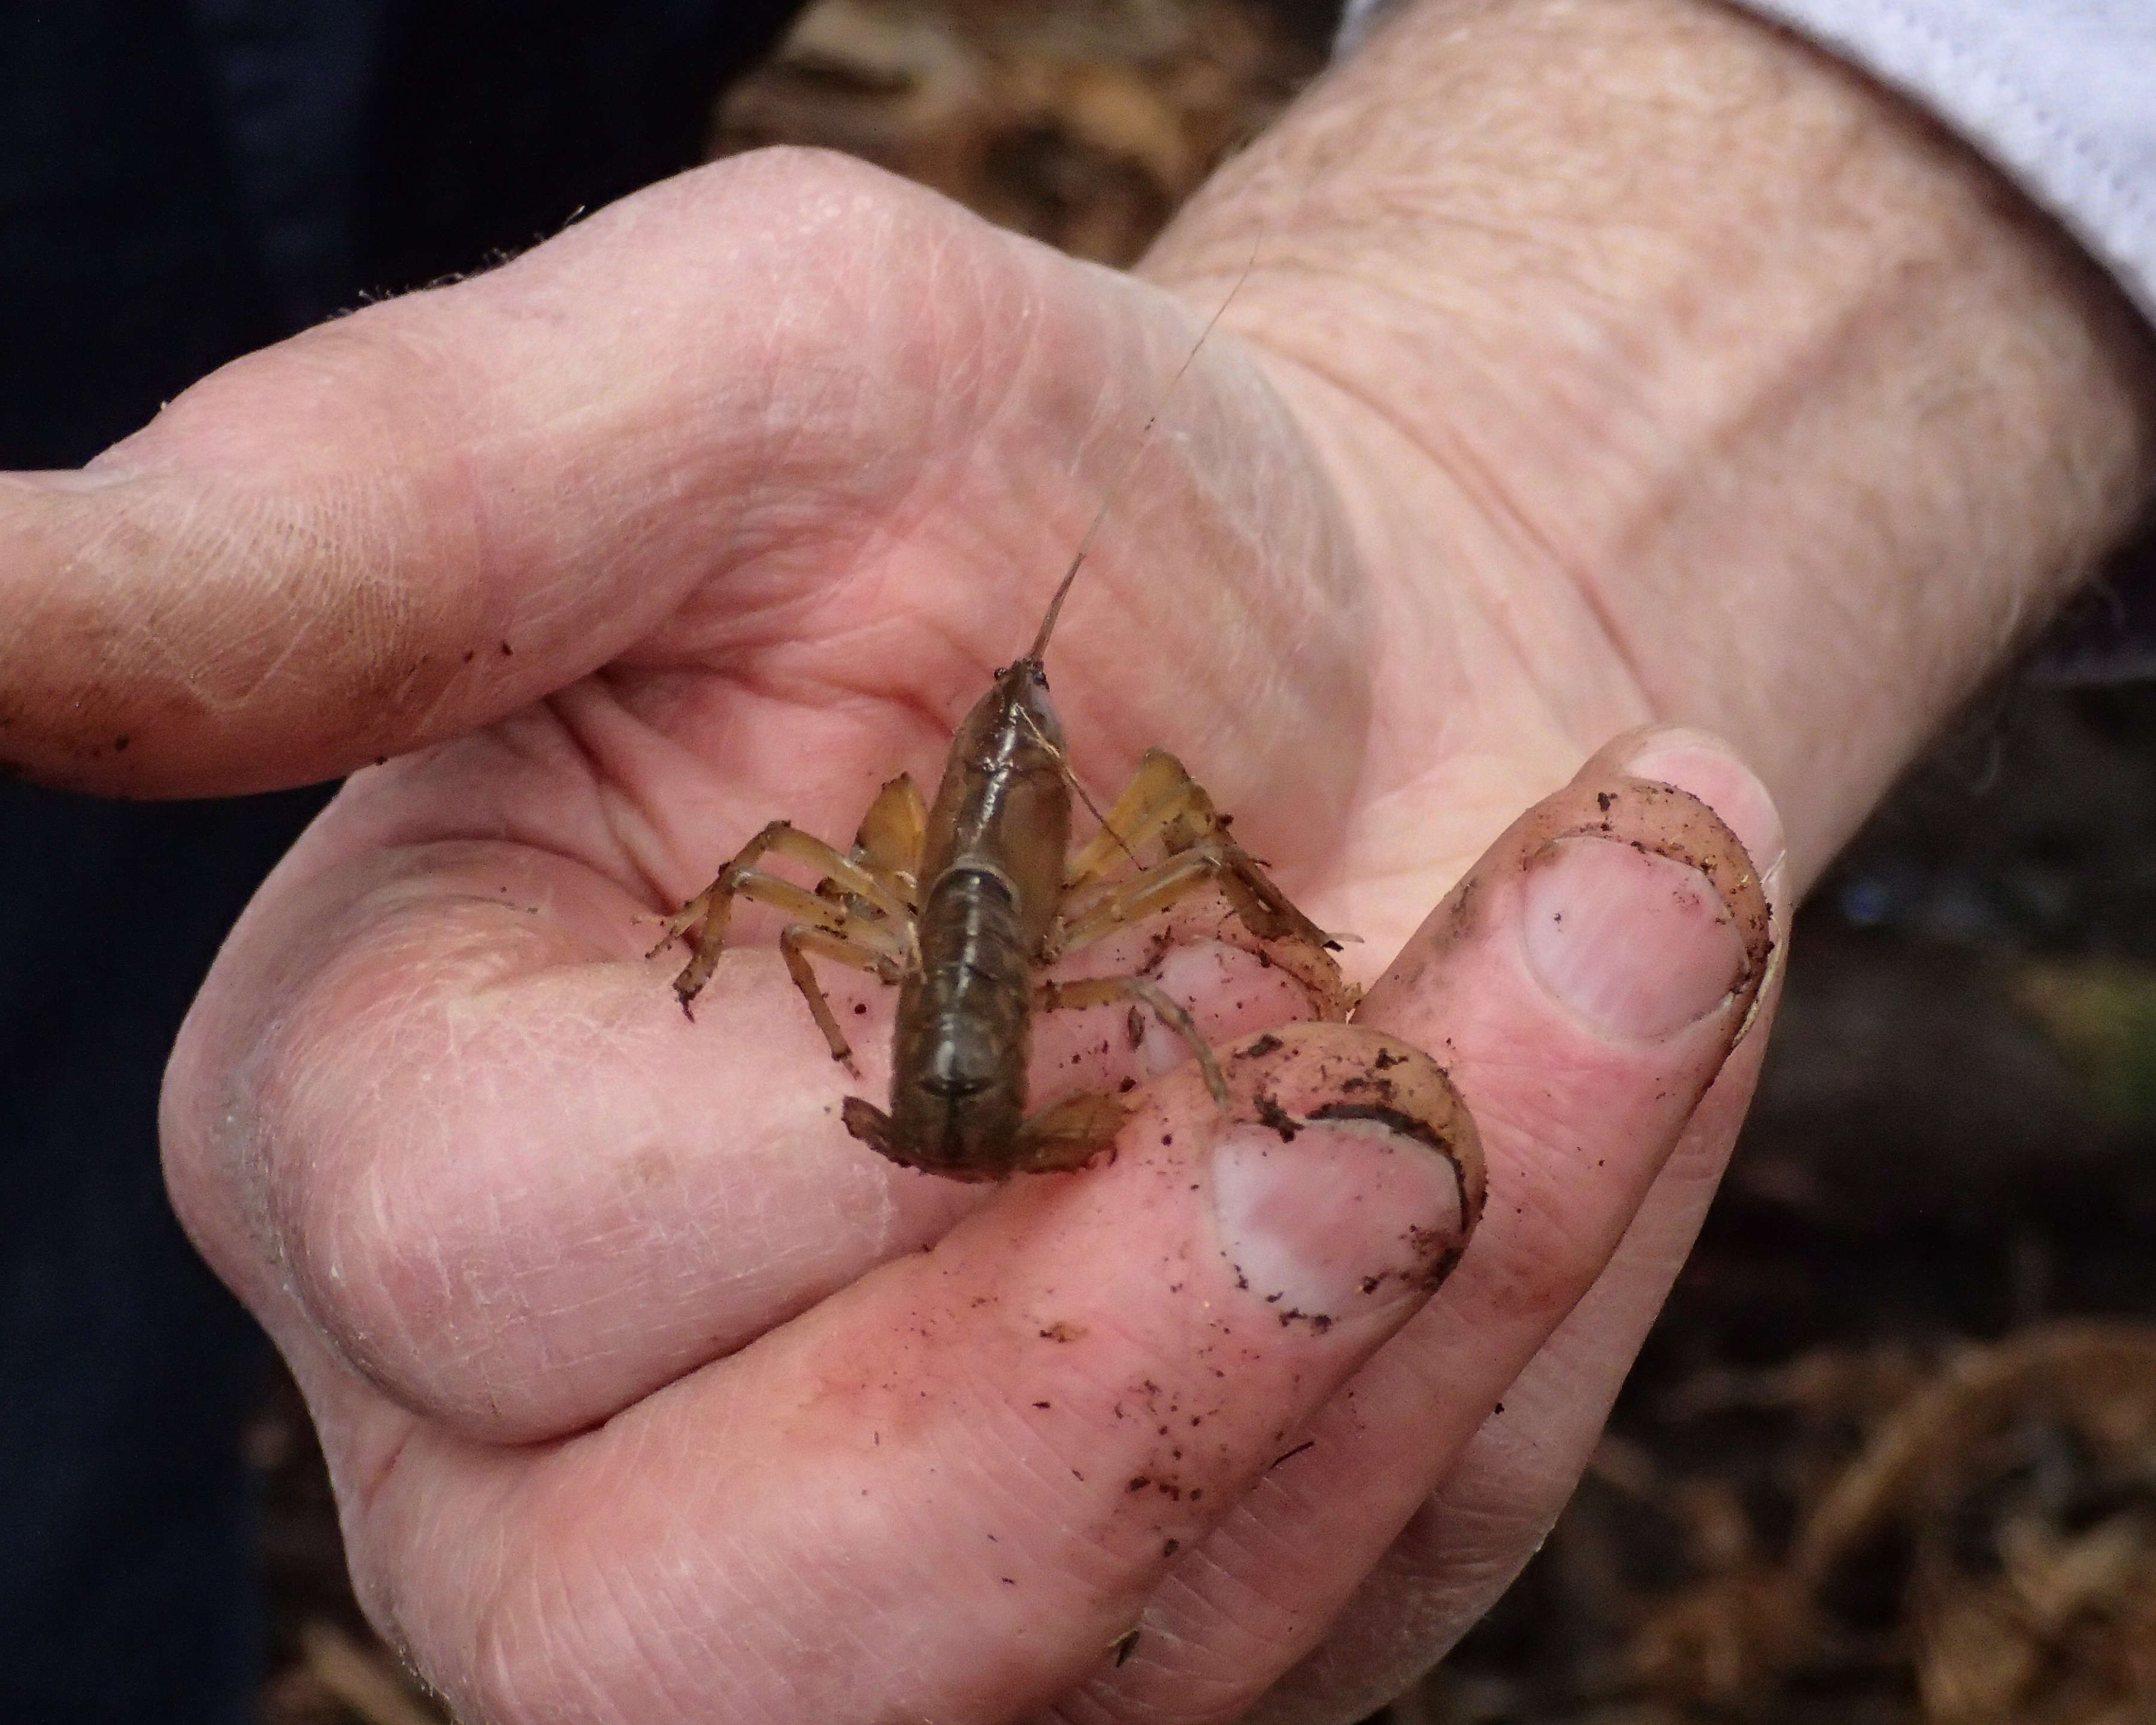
xmin=2 ymin=149 xmax=1356 ymax=805
xmin=314 ymin=1025 xmax=1479 ymax=1725
xmin=1246 ymin=995 xmax=1783 ymax=1724
xmin=1 ymin=151 xmax=945 ymax=794
xmin=1247 ymin=731 xmax=1792 ymax=1722
xmin=162 ymin=807 xmax=1349 ymax=1442
xmin=1051 ymin=725 xmax=1785 ymax=1723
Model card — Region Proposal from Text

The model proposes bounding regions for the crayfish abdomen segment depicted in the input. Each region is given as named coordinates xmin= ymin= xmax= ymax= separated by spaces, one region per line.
xmin=866 ymin=867 xmax=1037 ymax=1175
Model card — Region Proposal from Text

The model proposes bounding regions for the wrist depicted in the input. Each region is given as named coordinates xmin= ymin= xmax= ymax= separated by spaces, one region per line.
xmin=1143 ymin=0 xmax=2156 ymax=883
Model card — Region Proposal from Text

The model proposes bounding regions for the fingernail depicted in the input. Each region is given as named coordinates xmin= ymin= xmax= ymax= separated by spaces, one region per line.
xmin=1620 ymin=736 xmax=1785 ymax=884
xmin=1522 ymin=734 xmax=1782 ymax=1040
xmin=1522 ymin=839 xmax=1748 ymax=1038
xmin=1212 ymin=1119 xmax=1474 ymax=1327
xmin=1618 ymin=735 xmax=1788 ymax=1043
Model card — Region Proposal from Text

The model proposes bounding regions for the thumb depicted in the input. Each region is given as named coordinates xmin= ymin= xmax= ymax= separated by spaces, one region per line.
xmin=0 ymin=152 xmax=1028 ymax=797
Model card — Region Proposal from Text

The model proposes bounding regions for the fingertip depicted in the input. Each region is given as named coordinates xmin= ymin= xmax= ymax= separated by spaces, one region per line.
xmin=1604 ymin=724 xmax=1786 ymax=913
xmin=1203 ymin=1024 xmax=1484 ymax=1324
xmin=1600 ymin=724 xmax=1789 ymax=1039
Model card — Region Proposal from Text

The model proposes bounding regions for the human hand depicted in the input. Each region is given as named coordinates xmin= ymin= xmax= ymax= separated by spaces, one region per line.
xmin=74 ymin=146 xmax=1780 ymax=1722
xmin=14 ymin=0 xmax=2143 ymax=1712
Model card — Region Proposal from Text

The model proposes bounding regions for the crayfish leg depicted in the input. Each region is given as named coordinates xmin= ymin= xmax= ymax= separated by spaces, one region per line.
xmin=850 ymin=773 xmax=928 ymax=889
xmin=662 ymin=818 xmax=916 ymax=1013
xmin=1035 ymin=973 xmax=1231 ymax=1109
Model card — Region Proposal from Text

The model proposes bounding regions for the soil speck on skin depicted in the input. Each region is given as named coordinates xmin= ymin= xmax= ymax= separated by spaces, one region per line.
xmin=1406 ymin=1222 xmax=1451 ymax=1257
xmin=1241 ymin=1033 xmax=1283 ymax=1060
xmin=1253 ymin=1094 xmax=1298 ymax=1140
xmin=1039 ymin=1321 xmax=1085 ymax=1342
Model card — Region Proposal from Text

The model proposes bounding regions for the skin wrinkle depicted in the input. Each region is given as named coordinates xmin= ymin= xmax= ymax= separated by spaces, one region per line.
xmin=928 ymin=1404 xmax=1137 ymax=1612
xmin=928 ymin=238 xmax=1056 ymax=483
xmin=1092 ymin=1491 xmax=1357 ymax=1719
xmin=151 ymin=403 xmax=470 ymax=730
xmin=1293 ymin=287 xmax=1866 ymax=770
xmin=647 ymin=273 xmax=1171 ymax=693
xmin=347 ymin=1396 xmax=425 ymax=1534
xmin=1252 ymin=347 xmax=1645 ymax=789
xmin=556 ymin=1548 xmax=684 ymax=1725
xmin=956 ymin=1349 xmax=1207 ymax=1602
xmin=538 ymin=684 xmax=685 ymax=915
xmin=203 ymin=1000 xmax=313 ymax=1287
xmin=1098 ymin=1369 xmax=1483 ymax=1723
xmin=36 ymin=493 xmax=235 ymax=722
xmin=465 ymin=1543 xmax=563 ymax=1725
xmin=626 ymin=1572 xmax=721 ymax=1725
xmin=359 ymin=1142 xmax=459 ymax=1389
xmin=278 ymin=928 xmax=902 ymax=1427
xmin=570 ymin=1509 xmax=797 ymax=1723
xmin=367 ymin=795 xmax=672 ymax=941
xmin=1055 ymin=1531 xmax=1285 ymax=1725
xmin=629 ymin=673 xmax=927 ymax=875
xmin=758 ymin=473 xmax=1043 ymax=703
xmin=1127 ymin=491 xmax=1353 ymax=825
xmin=252 ymin=483 xmax=438 ymax=701
xmin=281 ymin=1046 xmax=459 ymax=1351
xmin=769 ymin=254 xmax=1359 ymax=819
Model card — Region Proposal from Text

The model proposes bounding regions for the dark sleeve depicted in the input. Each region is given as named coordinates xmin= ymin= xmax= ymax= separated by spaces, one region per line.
xmin=0 ymin=6 xmax=808 ymax=1717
